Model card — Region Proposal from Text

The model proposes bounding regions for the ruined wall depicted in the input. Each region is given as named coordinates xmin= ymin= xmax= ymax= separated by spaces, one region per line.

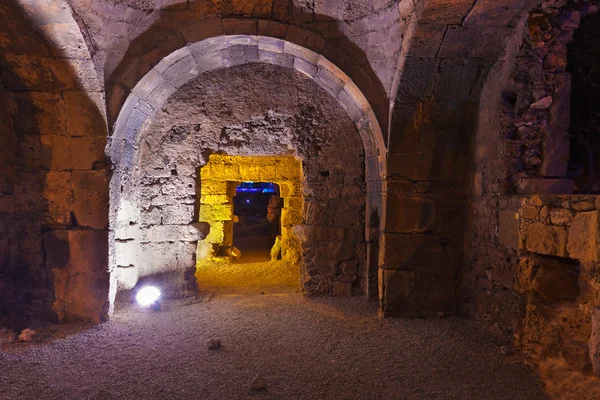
xmin=497 ymin=1 xmax=600 ymax=194
xmin=112 ymin=63 xmax=366 ymax=297
xmin=466 ymin=1 xmax=600 ymax=396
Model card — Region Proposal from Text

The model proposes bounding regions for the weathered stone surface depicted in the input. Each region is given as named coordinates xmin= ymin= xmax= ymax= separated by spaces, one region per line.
xmin=540 ymin=129 xmax=569 ymax=178
xmin=591 ymin=308 xmax=600 ymax=376
xmin=420 ymin=0 xmax=476 ymax=25
xmin=498 ymin=210 xmax=519 ymax=249
xmin=516 ymin=255 xmax=578 ymax=302
xmin=72 ymin=170 xmax=109 ymax=230
xmin=549 ymin=73 xmax=571 ymax=130
xmin=521 ymin=222 xmax=568 ymax=258
xmin=385 ymin=196 xmax=435 ymax=234
xmin=550 ymin=208 xmax=573 ymax=226
xmin=380 ymin=234 xmax=439 ymax=269
xmin=530 ymin=96 xmax=553 ymax=110
xmin=568 ymin=211 xmax=600 ymax=262
xmin=517 ymin=178 xmax=575 ymax=195
xmin=409 ymin=24 xmax=446 ymax=57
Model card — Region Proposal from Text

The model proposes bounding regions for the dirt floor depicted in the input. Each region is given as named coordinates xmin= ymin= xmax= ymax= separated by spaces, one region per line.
xmin=0 ymin=289 xmax=550 ymax=400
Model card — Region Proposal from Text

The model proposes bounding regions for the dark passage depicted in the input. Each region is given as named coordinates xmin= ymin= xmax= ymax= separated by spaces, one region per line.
xmin=567 ymin=12 xmax=600 ymax=192
xmin=233 ymin=182 xmax=282 ymax=262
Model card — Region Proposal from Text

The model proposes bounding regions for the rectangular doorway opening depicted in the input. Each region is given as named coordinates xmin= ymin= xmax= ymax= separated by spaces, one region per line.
xmin=233 ymin=182 xmax=283 ymax=263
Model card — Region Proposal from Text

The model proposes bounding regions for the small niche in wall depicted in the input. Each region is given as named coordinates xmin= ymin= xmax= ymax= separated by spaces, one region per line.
xmin=519 ymin=253 xmax=580 ymax=303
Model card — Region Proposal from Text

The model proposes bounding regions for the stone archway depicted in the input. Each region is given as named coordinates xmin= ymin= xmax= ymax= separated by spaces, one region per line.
xmin=107 ymin=36 xmax=386 ymax=309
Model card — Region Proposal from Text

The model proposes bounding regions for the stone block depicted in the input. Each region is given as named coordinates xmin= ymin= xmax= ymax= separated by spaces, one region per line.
xmin=517 ymin=178 xmax=575 ymax=194
xmin=131 ymin=68 xmax=163 ymax=99
xmin=521 ymin=205 xmax=539 ymax=220
xmin=44 ymin=171 xmax=72 ymax=227
xmin=162 ymin=204 xmax=194 ymax=225
xmin=258 ymin=20 xmax=288 ymax=39
xmin=205 ymin=221 xmax=233 ymax=244
xmin=469 ymin=27 xmax=511 ymax=59
xmin=162 ymin=55 xmax=197 ymax=88
xmin=72 ymin=170 xmax=109 ymax=230
xmin=293 ymin=57 xmax=318 ymax=78
xmin=521 ymin=222 xmax=568 ymax=258
xmin=395 ymin=57 xmax=439 ymax=102
xmin=591 ymin=308 xmax=600 ymax=376
xmin=225 ymin=35 xmax=258 ymax=46
xmin=285 ymin=26 xmax=326 ymax=52
xmin=315 ymin=67 xmax=345 ymax=97
xmin=409 ymin=24 xmax=447 ymax=57
xmin=201 ymin=194 xmax=231 ymax=205
xmin=53 ymin=270 xmax=110 ymax=323
xmin=44 ymin=230 xmax=70 ymax=270
xmin=561 ymin=337 xmax=591 ymax=373
xmin=154 ymin=47 xmax=192 ymax=74
xmin=182 ymin=19 xmax=224 ymax=43
xmin=498 ymin=210 xmax=519 ymax=249
xmin=549 ymin=73 xmax=571 ymax=130
xmin=516 ymin=255 xmax=578 ymax=301
xmin=273 ymin=0 xmax=292 ymax=21
xmin=284 ymin=41 xmax=320 ymax=64
xmin=199 ymin=204 xmax=234 ymax=222
xmin=41 ymin=135 xmax=106 ymax=171
xmin=332 ymin=280 xmax=353 ymax=296
xmin=336 ymin=87 xmax=364 ymax=123
xmin=64 ymin=91 xmax=107 ymax=137
xmin=258 ymin=50 xmax=294 ymax=68
xmin=421 ymin=0 xmax=475 ymax=24
xmin=437 ymin=26 xmax=472 ymax=58
xmin=437 ymin=60 xmax=481 ymax=101
xmin=550 ymin=208 xmax=573 ymax=226
xmin=379 ymin=269 xmax=417 ymax=317
xmin=13 ymin=91 xmax=67 ymax=136
xmin=463 ymin=0 xmax=522 ymax=27
xmin=222 ymin=18 xmax=257 ymax=35
xmin=141 ymin=224 xmax=208 ymax=242
xmin=252 ymin=0 xmax=272 ymax=17
xmin=568 ymin=211 xmax=600 ymax=262
xmin=385 ymin=196 xmax=435 ymax=234
xmin=540 ymin=129 xmax=569 ymax=177
xmin=66 ymin=230 xmax=109 ymax=274
xmin=222 ymin=45 xmax=259 ymax=67
xmin=388 ymin=102 xmax=421 ymax=154
xmin=201 ymin=180 xmax=234 ymax=195
xmin=257 ymin=36 xmax=284 ymax=53
xmin=188 ymin=37 xmax=226 ymax=58
xmin=146 ymin=78 xmax=177 ymax=108
xmin=380 ymin=233 xmax=440 ymax=269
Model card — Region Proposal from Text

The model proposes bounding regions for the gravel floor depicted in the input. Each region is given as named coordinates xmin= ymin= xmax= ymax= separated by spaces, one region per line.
xmin=0 ymin=294 xmax=550 ymax=400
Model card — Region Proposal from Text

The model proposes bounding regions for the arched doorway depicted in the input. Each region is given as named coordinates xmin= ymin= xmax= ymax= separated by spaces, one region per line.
xmin=107 ymin=36 xmax=385 ymax=307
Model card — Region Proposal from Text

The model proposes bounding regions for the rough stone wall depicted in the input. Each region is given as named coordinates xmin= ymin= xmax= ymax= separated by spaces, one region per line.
xmin=468 ymin=194 xmax=600 ymax=394
xmin=465 ymin=1 xmax=600 ymax=395
xmin=0 ymin=0 xmax=110 ymax=324
xmin=497 ymin=0 xmax=600 ymax=195
xmin=112 ymin=63 xmax=366 ymax=297
xmin=381 ymin=0 xmax=536 ymax=318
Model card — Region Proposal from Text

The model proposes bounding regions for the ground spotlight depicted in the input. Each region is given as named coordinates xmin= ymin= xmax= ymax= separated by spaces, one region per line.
xmin=136 ymin=286 xmax=161 ymax=309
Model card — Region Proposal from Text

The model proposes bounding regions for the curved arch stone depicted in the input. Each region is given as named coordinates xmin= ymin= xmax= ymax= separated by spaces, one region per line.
xmin=109 ymin=35 xmax=386 ymax=179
